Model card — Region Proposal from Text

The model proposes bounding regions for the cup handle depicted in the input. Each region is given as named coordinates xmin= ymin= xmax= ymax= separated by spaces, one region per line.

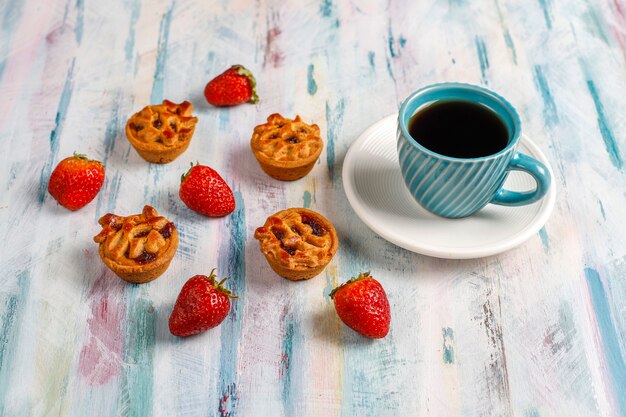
xmin=491 ymin=152 xmax=551 ymax=206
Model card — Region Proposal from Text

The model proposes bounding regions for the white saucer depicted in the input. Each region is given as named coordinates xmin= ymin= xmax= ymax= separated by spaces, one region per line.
xmin=342 ymin=114 xmax=556 ymax=259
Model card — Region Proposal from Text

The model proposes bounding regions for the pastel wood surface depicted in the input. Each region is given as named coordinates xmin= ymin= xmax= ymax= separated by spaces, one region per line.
xmin=1 ymin=0 xmax=625 ymax=416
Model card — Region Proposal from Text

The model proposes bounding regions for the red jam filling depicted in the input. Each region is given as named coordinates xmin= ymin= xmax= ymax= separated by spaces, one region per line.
xmin=281 ymin=245 xmax=296 ymax=256
xmin=159 ymin=222 xmax=175 ymax=239
xmin=301 ymin=215 xmax=325 ymax=236
xmin=271 ymin=227 xmax=285 ymax=240
xmin=135 ymin=251 xmax=157 ymax=264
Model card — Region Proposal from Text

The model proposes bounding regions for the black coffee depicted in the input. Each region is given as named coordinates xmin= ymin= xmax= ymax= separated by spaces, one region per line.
xmin=408 ymin=100 xmax=509 ymax=158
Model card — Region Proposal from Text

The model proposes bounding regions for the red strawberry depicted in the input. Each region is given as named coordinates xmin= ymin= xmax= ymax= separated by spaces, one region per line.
xmin=179 ymin=163 xmax=235 ymax=217
xmin=47 ymin=153 xmax=105 ymax=210
xmin=169 ymin=270 xmax=238 ymax=337
xmin=204 ymin=65 xmax=259 ymax=107
xmin=329 ymin=272 xmax=391 ymax=339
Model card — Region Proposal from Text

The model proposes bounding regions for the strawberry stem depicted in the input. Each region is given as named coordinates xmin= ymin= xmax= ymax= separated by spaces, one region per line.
xmin=73 ymin=152 xmax=103 ymax=167
xmin=181 ymin=161 xmax=199 ymax=183
xmin=233 ymin=64 xmax=259 ymax=104
xmin=329 ymin=271 xmax=371 ymax=299
xmin=208 ymin=268 xmax=238 ymax=300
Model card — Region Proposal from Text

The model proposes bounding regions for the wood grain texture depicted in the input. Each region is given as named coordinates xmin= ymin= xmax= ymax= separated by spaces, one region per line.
xmin=1 ymin=0 xmax=625 ymax=416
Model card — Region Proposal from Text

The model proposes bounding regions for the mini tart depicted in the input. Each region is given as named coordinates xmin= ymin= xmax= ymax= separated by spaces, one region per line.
xmin=250 ymin=114 xmax=323 ymax=181
xmin=125 ymin=100 xmax=198 ymax=163
xmin=93 ymin=205 xmax=178 ymax=283
xmin=254 ymin=208 xmax=338 ymax=280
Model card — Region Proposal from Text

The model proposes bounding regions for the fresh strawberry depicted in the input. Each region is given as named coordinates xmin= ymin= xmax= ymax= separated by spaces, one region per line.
xmin=329 ymin=272 xmax=391 ymax=339
xmin=47 ymin=153 xmax=105 ymax=210
xmin=169 ymin=270 xmax=238 ymax=337
xmin=204 ymin=64 xmax=259 ymax=107
xmin=179 ymin=163 xmax=235 ymax=217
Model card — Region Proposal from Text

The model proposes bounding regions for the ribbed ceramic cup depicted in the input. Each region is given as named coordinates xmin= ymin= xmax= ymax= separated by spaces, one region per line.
xmin=397 ymin=83 xmax=551 ymax=219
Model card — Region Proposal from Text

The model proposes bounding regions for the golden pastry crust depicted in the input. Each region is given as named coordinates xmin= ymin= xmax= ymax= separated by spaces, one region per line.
xmin=125 ymin=100 xmax=198 ymax=163
xmin=254 ymin=208 xmax=338 ymax=280
xmin=94 ymin=205 xmax=178 ymax=283
xmin=250 ymin=114 xmax=323 ymax=181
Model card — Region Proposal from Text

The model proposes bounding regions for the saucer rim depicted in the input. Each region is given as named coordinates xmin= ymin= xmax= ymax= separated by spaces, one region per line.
xmin=341 ymin=114 xmax=557 ymax=259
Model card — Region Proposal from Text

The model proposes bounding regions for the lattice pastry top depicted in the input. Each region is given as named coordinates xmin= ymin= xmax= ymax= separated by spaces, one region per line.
xmin=254 ymin=208 xmax=337 ymax=270
xmin=251 ymin=114 xmax=323 ymax=163
xmin=94 ymin=205 xmax=177 ymax=266
xmin=126 ymin=100 xmax=198 ymax=147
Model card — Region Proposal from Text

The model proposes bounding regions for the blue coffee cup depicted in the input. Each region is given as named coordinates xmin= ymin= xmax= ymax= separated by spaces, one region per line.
xmin=397 ymin=83 xmax=551 ymax=219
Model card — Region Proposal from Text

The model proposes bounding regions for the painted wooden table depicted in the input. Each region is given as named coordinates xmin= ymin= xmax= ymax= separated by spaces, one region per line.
xmin=1 ymin=0 xmax=626 ymax=416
